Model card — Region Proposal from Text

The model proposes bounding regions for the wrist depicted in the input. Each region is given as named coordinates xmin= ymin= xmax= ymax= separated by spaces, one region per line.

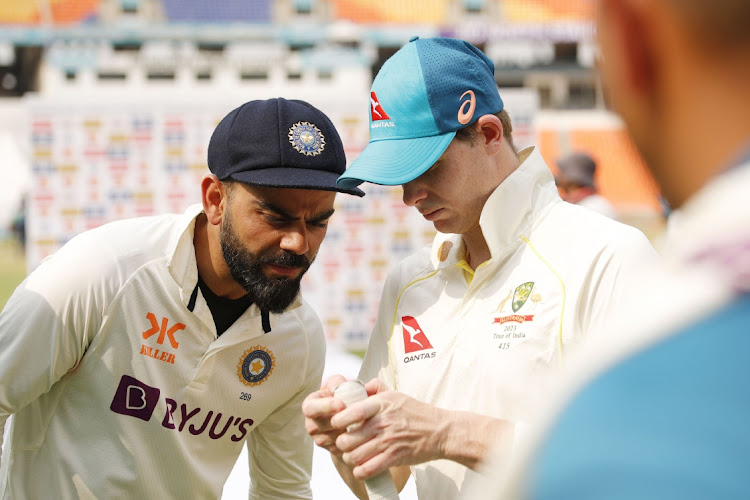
xmin=440 ymin=410 xmax=510 ymax=470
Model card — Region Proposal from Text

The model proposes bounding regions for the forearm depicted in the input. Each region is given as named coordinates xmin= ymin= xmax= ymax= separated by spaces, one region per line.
xmin=440 ymin=409 xmax=514 ymax=470
xmin=332 ymin=454 xmax=410 ymax=499
xmin=332 ymin=453 xmax=369 ymax=499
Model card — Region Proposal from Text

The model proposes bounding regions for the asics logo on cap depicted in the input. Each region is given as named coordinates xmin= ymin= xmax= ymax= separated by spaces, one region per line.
xmin=370 ymin=91 xmax=391 ymax=121
xmin=457 ymin=90 xmax=477 ymax=125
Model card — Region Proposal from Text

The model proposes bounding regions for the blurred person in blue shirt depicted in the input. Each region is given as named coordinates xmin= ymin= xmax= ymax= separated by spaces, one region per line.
xmin=467 ymin=0 xmax=750 ymax=498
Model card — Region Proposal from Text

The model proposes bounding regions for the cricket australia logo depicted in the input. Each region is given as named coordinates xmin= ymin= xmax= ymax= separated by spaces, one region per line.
xmin=288 ymin=121 xmax=325 ymax=156
xmin=237 ymin=346 xmax=276 ymax=387
xmin=512 ymin=282 xmax=535 ymax=312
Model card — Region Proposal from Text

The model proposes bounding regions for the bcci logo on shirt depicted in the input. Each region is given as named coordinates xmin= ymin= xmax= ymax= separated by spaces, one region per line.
xmin=288 ymin=121 xmax=325 ymax=156
xmin=237 ymin=346 xmax=276 ymax=387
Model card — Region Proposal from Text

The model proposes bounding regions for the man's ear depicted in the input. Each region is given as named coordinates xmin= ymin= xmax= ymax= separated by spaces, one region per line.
xmin=476 ymin=114 xmax=503 ymax=154
xmin=201 ymin=174 xmax=226 ymax=226
xmin=603 ymin=0 xmax=657 ymax=97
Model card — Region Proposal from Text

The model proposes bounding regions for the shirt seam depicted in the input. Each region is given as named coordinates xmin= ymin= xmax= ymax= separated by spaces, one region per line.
xmin=520 ymin=235 xmax=567 ymax=367
xmin=388 ymin=267 xmax=443 ymax=390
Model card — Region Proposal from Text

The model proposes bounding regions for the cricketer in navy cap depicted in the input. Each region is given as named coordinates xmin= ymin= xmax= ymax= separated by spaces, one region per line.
xmin=209 ymin=97 xmax=364 ymax=197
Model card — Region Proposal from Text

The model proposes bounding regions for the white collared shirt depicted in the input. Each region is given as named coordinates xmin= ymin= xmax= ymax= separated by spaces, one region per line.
xmin=359 ymin=147 xmax=657 ymax=499
xmin=0 ymin=205 xmax=325 ymax=499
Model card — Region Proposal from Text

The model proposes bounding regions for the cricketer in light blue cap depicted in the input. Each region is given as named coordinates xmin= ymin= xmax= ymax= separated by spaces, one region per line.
xmin=337 ymin=36 xmax=505 ymax=189
xmin=311 ymin=36 xmax=660 ymax=500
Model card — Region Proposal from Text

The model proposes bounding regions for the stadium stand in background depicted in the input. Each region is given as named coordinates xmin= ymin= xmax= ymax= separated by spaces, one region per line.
xmin=0 ymin=0 xmax=666 ymax=351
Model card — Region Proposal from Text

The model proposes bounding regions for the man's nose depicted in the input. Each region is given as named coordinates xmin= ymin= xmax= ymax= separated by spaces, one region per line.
xmin=280 ymin=225 xmax=309 ymax=255
xmin=402 ymin=179 xmax=428 ymax=207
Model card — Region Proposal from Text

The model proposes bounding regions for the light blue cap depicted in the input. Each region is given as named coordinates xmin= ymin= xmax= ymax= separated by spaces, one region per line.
xmin=337 ymin=37 xmax=504 ymax=188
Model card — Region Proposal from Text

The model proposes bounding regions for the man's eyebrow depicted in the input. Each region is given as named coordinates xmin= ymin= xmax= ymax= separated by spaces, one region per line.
xmin=255 ymin=200 xmax=335 ymax=223
xmin=308 ymin=208 xmax=336 ymax=224
xmin=256 ymin=200 xmax=293 ymax=219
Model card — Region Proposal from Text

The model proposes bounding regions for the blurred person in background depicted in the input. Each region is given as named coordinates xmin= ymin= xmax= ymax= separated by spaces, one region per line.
xmin=0 ymin=98 xmax=364 ymax=499
xmin=464 ymin=0 xmax=750 ymax=498
xmin=302 ymin=37 xmax=656 ymax=500
xmin=555 ymin=152 xmax=618 ymax=219
xmin=9 ymin=196 xmax=26 ymax=250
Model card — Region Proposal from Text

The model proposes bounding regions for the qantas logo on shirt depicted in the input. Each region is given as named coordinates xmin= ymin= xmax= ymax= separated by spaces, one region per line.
xmin=401 ymin=316 xmax=436 ymax=363
xmin=402 ymin=316 xmax=433 ymax=353
xmin=110 ymin=374 xmax=254 ymax=442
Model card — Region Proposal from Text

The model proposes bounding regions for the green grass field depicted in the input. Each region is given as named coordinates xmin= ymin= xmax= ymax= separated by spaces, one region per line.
xmin=0 ymin=239 xmax=27 ymax=312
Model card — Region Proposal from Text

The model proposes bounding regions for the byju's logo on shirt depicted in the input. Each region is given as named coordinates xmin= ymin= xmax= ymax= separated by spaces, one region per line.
xmin=110 ymin=374 xmax=255 ymax=441
xmin=110 ymin=374 xmax=160 ymax=421
xmin=401 ymin=316 xmax=436 ymax=363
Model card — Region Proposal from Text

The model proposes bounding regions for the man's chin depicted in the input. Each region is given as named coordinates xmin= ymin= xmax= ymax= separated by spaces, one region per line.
xmin=261 ymin=290 xmax=301 ymax=314
xmin=244 ymin=277 xmax=303 ymax=313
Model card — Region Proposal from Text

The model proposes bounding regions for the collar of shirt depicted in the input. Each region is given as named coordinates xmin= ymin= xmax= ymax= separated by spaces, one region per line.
xmin=479 ymin=146 xmax=560 ymax=263
xmin=427 ymin=147 xmax=560 ymax=271
xmin=661 ymin=157 xmax=750 ymax=282
xmin=166 ymin=204 xmax=205 ymax=306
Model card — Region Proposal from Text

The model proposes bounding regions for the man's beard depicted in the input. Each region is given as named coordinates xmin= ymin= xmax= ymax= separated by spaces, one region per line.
xmin=220 ymin=208 xmax=311 ymax=314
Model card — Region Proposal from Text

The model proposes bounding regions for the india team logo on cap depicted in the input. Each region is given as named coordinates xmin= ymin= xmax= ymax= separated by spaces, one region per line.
xmin=288 ymin=121 xmax=325 ymax=156
xmin=237 ymin=346 xmax=276 ymax=387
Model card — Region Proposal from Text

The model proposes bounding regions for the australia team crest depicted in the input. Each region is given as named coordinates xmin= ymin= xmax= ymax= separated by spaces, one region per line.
xmin=288 ymin=121 xmax=326 ymax=156
xmin=237 ymin=346 xmax=276 ymax=387
xmin=512 ymin=282 xmax=535 ymax=312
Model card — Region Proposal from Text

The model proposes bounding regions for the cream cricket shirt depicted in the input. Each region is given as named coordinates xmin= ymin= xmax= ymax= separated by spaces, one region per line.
xmin=0 ymin=205 xmax=325 ymax=499
xmin=359 ymin=147 xmax=657 ymax=500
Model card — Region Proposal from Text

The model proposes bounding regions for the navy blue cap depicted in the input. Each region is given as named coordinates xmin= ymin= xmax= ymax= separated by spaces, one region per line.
xmin=208 ymin=98 xmax=365 ymax=197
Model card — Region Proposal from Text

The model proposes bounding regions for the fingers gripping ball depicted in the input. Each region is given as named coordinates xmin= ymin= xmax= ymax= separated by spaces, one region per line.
xmin=333 ymin=380 xmax=400 ymax=500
